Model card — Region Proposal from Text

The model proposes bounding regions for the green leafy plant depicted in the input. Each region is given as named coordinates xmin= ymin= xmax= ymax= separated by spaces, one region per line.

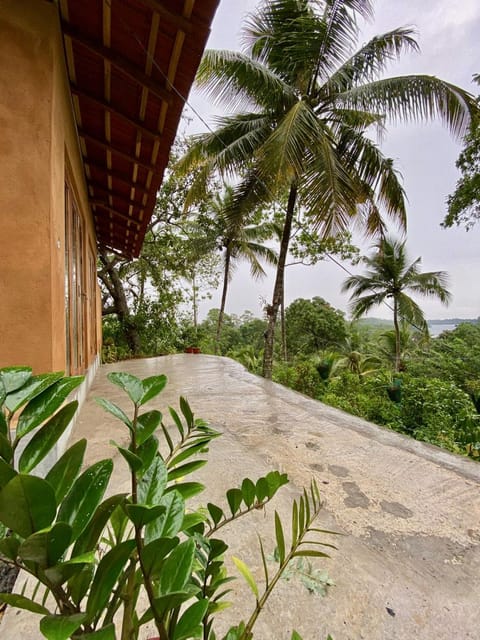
xmin=0 ymin=366 xmax=336 ymax=639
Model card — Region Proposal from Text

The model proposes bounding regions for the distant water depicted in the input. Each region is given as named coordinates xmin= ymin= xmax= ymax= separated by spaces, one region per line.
xmin=428 ymin=323 xmax=457 ymax=337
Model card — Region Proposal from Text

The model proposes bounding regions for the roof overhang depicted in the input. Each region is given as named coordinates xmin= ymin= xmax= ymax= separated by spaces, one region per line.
xmin=59 ymin=0 xmax=219 ymax=258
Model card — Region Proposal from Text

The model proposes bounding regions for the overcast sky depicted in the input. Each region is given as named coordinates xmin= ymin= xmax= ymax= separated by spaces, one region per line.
xmin=185 ymin=0 xmax=480 ymax=321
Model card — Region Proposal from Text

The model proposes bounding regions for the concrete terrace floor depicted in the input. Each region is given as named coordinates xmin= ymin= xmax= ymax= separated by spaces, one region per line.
xmin=3 ymin=354 xmax=480 ymax=639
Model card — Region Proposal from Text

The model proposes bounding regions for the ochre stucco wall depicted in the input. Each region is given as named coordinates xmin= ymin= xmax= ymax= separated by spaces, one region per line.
xmin=0 ymin=0 xmax=99 ymax=374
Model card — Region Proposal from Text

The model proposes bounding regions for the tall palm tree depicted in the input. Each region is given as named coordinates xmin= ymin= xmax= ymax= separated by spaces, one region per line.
xmin=178 ymin=0 xmax=475 ymax=378
xmin=212 ymin=186 xmax=277 ymax=353
xmin=342 ymin=236 xmax=451 ymax=372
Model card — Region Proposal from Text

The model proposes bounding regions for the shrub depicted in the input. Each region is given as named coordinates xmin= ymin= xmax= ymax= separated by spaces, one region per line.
xmin=0 ymin=366 xmax=336 ymax=639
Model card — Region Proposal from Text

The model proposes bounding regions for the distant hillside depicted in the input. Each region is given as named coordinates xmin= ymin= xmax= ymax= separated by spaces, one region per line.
xmin=428 ymin=318 xmax=479 ymax=325
xmin=353 ymin=318 xmax=393 ymax=329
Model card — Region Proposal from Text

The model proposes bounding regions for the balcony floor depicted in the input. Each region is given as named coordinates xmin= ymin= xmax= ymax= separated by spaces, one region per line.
xmin=3 ymin=354 xmax=480 ymax=638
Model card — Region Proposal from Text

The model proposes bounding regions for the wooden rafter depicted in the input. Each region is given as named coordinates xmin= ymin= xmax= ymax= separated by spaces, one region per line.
xmin=133 ymin=0 xmax=199 ymax=33
xmin=72 ymin=85 xmax=162 ymax=141
xmin=84 ymin=163 xmax=151 ymax=196
xmin=63 ymin=22 xmax=173 ymax=105
xmin=87 ymin=180 xmax=147 ymax=205
xmin=79 ymin=129 xmax=160 ymax=174
xmin=91 ymin=201 xmax=143 ymax=223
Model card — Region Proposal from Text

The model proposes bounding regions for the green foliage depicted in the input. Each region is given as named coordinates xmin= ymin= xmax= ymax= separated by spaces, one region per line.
xmin=443 ymin=74 xmax=480 ymax=229
xmin=0 ymin=366 xmax=335 ymax=639
xmin=285 ymin=298 xmax=347 ymax=357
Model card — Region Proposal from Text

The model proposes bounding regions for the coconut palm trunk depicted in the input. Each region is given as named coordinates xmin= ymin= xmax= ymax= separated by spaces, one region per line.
xmin=393 ymin=296 xmax=401 ymax=372
xmin=263 ymin=183 xmax=297 ymax=378
xmin=215 ymin=244 xmax=232 ymax=355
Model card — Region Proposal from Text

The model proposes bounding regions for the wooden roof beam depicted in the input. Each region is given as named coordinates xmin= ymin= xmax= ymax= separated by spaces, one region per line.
xmin=133 ymin=0 xmax=203 ymax=34
xmin=72 ymin=85 xmax=162 ymax=141
xmin=87 ymin=180 xmax=147 ymax=205
xmin=79 ymin=128 xmax=160 ymax=174
xmin=63 ymin=22 xmax=174 ymax=105
xmin=91 ymin=192 xmax=145 ymax=213
xmin=84 ymin=162 xmax=151 ymax=196
xmin=91 ymin=201 xmax=144 ymax=224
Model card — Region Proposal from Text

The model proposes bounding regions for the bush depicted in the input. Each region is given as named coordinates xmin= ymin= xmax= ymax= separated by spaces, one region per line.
xmin=0 ymin=366 xmax=336 ymax=639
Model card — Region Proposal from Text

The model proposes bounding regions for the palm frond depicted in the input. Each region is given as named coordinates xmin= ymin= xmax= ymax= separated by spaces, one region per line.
xmin=196 ymin=49 xmax=296 ymax=112
xmin=323 ymin=28 xmax=419 ymax=94
xmin=337 ymin=75 xmax=476 ymax=138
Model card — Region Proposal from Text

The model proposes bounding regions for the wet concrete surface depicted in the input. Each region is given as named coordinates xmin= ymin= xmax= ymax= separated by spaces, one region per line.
xmin=2 ymin=354 xmax=480 ymax=639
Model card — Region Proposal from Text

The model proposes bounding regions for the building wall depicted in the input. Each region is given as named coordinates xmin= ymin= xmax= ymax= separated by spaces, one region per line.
xmin=0 ymin=0 xmax=99 ymax=374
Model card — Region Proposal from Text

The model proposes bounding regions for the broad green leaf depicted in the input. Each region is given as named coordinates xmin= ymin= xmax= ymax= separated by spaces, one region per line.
xmin=75 ymin=624 xmax=116 ymax=640
xmin=40 ymin=613 xmax=86 ymax=640
xmin=232 ymin=557 xmax=259 ymax=599
xmin=0 ymin=535 xmax=20 ymax=560
xmin=136 ymin=409 xmax=162 ymax=445
xmin=181 ymin=511 xmax=206 ymax=532
xmin=274 ymin=512 xmax=286 ymax=564
xmin=95 ymin=397 xmax=132 ymax=430
xmin=226 ymin=488 xmax=243 ymax=516
xmin=207 ymin=503 xmax=224 ymax=526
xmin=0 ymin=474 xmax=56 ymax=538
xmin=0 ymin=592 xmax=49 ymax=615
xmin=57 ymin=459 xmax=113 ymax=539
xmin=174 ymin=599 xmax=208 ymax=640
xmin=47 ymin=522 xmax=73 ymax=565
xmin=147 ymin=591 xmax=193 ymax=622
xmin=0 ymin=457 xmax=16 ymax=489
xmin=255 ymin=477 xmax=268 ymax=502
xmin=6 ymin=372 xmax=63 ymax=414
xmin=17 ymin=376 xmax=83 ymax=439
xmin=44 ymin=552 xmax=95 ymax=586
xmin=0 ymin=366 xmax=32 ymax=395
xmin=241 ymin=478 xmax=256 ymax=508
xmin=107 ymin=372 xmax=143 ymax=404
xmin=138 ymin=455 xmax=167 ymax=505
xmin=73 ymin=493 xmax=126 ymax=556
xmin=111 ymin=441 xmax=143 ymax=472
xmin=179 ymin=397 xmax=194 ymax=428
xmin=292 ymin=550 xmax=330 ymax=559
xmin=291 ymin=632 xmax=303 ymax=640
xmin=167 ymin=482 xmax=204 ymax=500
xmin=139 ymin=375 xmax=167 ymax=406
xmin=0 ymin=433 xmax=13 ymax=464
xmin=19 ymin=401 xmax=78 ymax=473
xmin=45 ymin=439 xmax=86 ymax=503
xmin=125 ymin=504 xmax=165 ymax=527
xmin=0 ymin=410 xmax=7 ymax=436
xmin=158 ymin=538 xmax=195 ymax=595
xmin=137 ymin=435 xmax=159 ymax=475
xmin=144 ymin=490 xmax=184 ymax=544
xmin=168 ymin=459 xmax=206 ymax=482
xmin=168 ymin=406 xmax=184 ymax=436
xmin=67 ymin=564 xmax=95 ymax=607
xmin=140 ymin=536 xmax=179 ymax=577
xmin=266 ymin=471 xmax=289 ymax=498
xmin=86 ymin=540 xmax=136 ymax=621
xmin=0 ymin=378 xmax=6 ymax=407
xmin=168 ymin=438 xmax=213 ymax=467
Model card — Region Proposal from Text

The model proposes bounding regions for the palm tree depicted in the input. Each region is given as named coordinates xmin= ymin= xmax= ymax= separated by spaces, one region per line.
xmin=342 ymin=236 xmax=451 ymax=372
xmin=178 ymin=0 xmax=475 ymax=378
xmin=212 ymin=186 xmax=277 ymax=353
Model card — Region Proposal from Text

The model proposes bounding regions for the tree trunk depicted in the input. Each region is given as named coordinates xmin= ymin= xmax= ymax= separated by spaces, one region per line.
xmin=393 ymin=297 xmax=401 ymax=373
xmin=281 ymin=282 xmax=287 ymax=361
xmin=262 ymin=183 xmax=298 ymax=379
xmin=215 ymin=246 xmax=231 ymax=355
xmin=99 ymin=253 xmax=142 ymax=355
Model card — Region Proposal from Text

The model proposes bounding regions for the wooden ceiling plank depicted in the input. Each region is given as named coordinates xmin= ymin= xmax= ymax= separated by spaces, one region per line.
xmin=133 ymin=0 xmax=201 ymax=33
xmin=84 ymin=161 xmax=151 ymax=195
xmin=62 ymin=22 xmax=173 ymax=105
xmin=91 ymin=187 xmax=146 ymax=211
xmin=92 ymin=202 xmax=142 ymax=225
xmin=71 ymin=86 xmax=162 ymax=141
xmin=78 ymin=128 xmax=159 ymax=174
xmin=87 ymin=179 xmax=147 ymax=205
